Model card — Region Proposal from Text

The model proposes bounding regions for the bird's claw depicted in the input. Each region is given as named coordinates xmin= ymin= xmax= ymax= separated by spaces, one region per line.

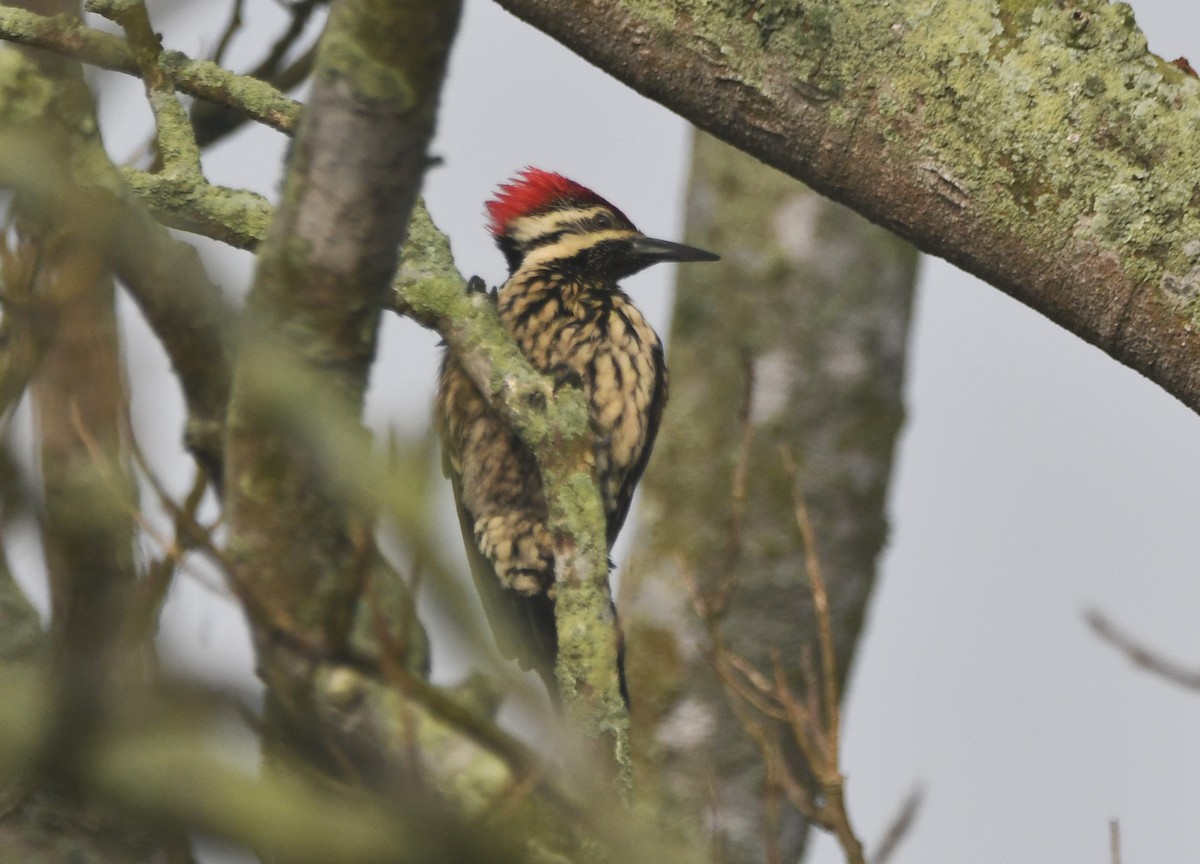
xmin=548 ymin=363 xmax=585 ymax=394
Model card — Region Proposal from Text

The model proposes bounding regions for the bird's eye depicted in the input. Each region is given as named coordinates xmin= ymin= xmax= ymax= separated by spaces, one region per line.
xmin=594 ymin=212 xmax=614 ymax=229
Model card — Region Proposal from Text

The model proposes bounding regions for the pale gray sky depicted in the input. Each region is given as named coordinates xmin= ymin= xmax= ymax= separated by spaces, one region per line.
xmin=40 ymin=1 xmax=1200 ymax=861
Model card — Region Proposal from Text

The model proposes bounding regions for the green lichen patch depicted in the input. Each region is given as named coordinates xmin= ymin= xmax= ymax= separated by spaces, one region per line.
xmin=547 ymin=470 xmax=607 ymax=570
xmin=841 ymin=0 xmax=1200 ymax=288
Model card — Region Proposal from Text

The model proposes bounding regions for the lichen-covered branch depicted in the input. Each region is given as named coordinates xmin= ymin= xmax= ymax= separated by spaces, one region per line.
xmin=396 ymin=206 xmax=631 ymax=781
xmin=120 ymin=169 xmax=273 ymax=251
xmin=494 ymin=0 xmax=1200 ymax=417
xmin=0 ymin=4 xmax=301 ymax=132
xmin=88 ymin=0 xmax=203 ymax=181
xmin=0 ymin=663 xmax=525 ymax=864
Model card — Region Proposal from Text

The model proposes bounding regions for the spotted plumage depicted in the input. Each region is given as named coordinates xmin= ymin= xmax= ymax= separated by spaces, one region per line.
xmin=437 ymin=168 xmax=718 ymax=699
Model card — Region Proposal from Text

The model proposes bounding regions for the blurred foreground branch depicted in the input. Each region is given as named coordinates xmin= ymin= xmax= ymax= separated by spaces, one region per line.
xmin=0 ymin=662 xmax=521 ymax=864
xmin=0 ymin=42 xmax=235 ymax=479
xmin=0 ymin=0 xmax=697 ymax=856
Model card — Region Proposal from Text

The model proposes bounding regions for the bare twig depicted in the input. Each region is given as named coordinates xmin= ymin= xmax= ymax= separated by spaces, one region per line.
xmin=191 ymin=0 xmax=323 ymax=149
xmin=780 ymin=446 xmax=841 ymax=765
xmin=250 ymin=0 xmax=323 ymax=81
xmin=1087 ymin=608 xmax=1200 ymax=691
xmin=684 ymin=452 xmax=870 ymax=864
xmin=124 ymin=430 xmax=228 ymax=641
xmin=270 ymin=41 xmax=316 ymax=92
xmin=131 ymin=444 xmax=227 ymax=574
xmin=211 ymin=0 xmax=245 ymax=66
xmin=71 ymin=347 xmax=229 ymax=615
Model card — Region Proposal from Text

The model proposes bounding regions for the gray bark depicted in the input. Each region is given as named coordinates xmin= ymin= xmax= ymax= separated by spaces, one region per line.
xmin=624 ymin=134 xmax=917 ymax=862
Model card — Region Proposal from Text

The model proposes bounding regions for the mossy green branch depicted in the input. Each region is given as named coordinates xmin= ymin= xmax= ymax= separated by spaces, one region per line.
xmin=121 ymin=169 xmax=273 ymax=250
xmin=86 ymin=0 xmax=204 ymax=179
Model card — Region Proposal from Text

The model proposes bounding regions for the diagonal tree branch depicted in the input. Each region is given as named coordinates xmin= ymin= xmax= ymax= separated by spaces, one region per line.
xmin=493 ymin=0 xmax=1200 ymax=416
xmin=1087 ymin=608 xmax=1200 ymax=691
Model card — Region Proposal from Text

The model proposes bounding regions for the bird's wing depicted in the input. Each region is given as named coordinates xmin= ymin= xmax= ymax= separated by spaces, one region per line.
xmin=438 ymin=361 xmax=559 ymax=696
xmin=606 ymin=339 xmax=668 ymax=545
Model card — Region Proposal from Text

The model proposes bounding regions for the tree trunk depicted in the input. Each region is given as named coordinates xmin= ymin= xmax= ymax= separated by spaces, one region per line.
xmin=624 ymin=132 xmax=917 ymax=862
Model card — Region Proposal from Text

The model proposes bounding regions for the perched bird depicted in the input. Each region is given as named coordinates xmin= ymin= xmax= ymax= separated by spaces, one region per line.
xmin=437 ymin=168 xmax=719 ymax=699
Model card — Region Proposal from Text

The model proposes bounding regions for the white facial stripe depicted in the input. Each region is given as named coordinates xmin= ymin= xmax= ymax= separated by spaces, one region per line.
xmin=508 ymin=206 xmax=616 ymax=246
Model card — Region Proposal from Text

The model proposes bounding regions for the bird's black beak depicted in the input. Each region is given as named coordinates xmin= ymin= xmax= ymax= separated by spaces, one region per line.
xmin=625 ymin=236 xmax=720 ymax=265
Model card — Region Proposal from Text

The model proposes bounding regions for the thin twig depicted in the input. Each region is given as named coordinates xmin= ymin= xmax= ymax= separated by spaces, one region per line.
xmin=1087 ymin=608 xmax=1200 ymax=691
xmin=687 ymin=452 xmax=870 ymax=864
xmin=723 ymin=654 xmax=788 ymax=721
xmin=71 ymin=401 xmax=224 ymax=606
xmin=781 ymin=445 xmax=841 ymax=759
xmin=871 ymin=786 xmax=922 ymax=864
xmin=191 ymin=0 xmax=322 ymax=149
xmin=128 ymin=434 xmax=229 ymax=575
xmin=211 ymin=0 xmax=246 ymax=66
xmin=252 ymin=0 xmax=322 ymax=80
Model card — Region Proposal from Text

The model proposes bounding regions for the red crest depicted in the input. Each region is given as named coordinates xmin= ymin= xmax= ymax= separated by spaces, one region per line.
xmin=485 ymin=168 xmax=626 ymax=237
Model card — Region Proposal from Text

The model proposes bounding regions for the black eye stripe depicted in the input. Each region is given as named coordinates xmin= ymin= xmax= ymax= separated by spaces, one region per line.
xmin=532 ymin=216 xmax=620 ymax=241
xmin=524 ymin=230 xmax=566 ymax=250
xmin=576 ymin=214 xmax=620 ymax=233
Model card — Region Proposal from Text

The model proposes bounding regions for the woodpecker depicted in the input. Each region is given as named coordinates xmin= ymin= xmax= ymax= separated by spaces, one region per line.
xmin=437 ymin=168 xmax=718 ymax=699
